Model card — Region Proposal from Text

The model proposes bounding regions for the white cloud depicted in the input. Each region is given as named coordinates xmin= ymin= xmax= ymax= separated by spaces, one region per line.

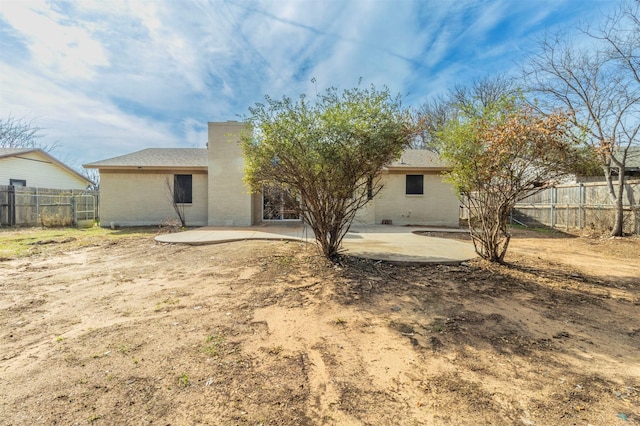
xmin=0 ymin=0 xmax=622 ymax=167
xmin=1 ymin=0 xmax=110 ymax=80
xmin=0 ymin=62 xmax=182 ymax=164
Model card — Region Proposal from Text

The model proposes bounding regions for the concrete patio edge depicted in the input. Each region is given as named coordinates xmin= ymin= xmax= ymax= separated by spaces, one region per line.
xmin=155 ymin=225 xmax=477 ymax=264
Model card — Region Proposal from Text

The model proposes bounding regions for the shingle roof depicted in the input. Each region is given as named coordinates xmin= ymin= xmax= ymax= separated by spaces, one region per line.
xmin=84 ymin=147 xmax=446 ymax=171
xmin=84 ymin=148 xmax=208 ymax=169
xmin=0 ymin=147 xmax=92 ymax=184
xmin=625 ymin=146 xmax=640 ymax=169
xmin=387 ymin=149 xmax=448 ymax=170
xmin=0 ymin=147 xmax=38 ymax=158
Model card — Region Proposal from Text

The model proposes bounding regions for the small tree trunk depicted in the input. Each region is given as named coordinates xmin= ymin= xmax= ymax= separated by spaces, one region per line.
xmin=611 ymin=173 xmax=625 ymax=236
xmin=497 ymin=219 xmax=511 ymax=263
xmin=604 ymin=163 xmax=626 ymax=237
xmin=165 ymin=176 xmax=186 ymax=227
xmin=467 ymin=201 xmax=512 ymax=263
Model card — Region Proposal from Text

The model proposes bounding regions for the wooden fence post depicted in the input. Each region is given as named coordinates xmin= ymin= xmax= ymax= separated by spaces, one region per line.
xmin=578 ymin=183 xmax=583 ymax=229
xmin=8 ymin=186 xmax=16 ymax=226
xmin=550 ymin=187 xmax=556 ymax=229
xmin=71 ymin=194 xmax=76 ymax=225
xmin=36 ymin=187 xmax=39 ymax=225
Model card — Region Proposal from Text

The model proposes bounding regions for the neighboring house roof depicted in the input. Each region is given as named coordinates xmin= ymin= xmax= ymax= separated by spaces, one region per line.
xmin=0 ymin=148 xmax=92 ymax=185
xmin=0 ymin=148 xmax=39 ymax=158
xmin=386 ymin=149 xmax=449 ymax=171
xmin=624 ymin=146 xmax=640 ymax=170
xmin=84 ymin=148 xmax=208 ymax=170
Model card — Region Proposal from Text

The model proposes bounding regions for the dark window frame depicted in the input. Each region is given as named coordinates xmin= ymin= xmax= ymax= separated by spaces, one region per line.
xmin=405 ymin=174 xmax=424 ymax=195
xmin=174 ymin=174 xmax=193 ymax=204
xmin=10 ymin=179 xmax=27 ymax=187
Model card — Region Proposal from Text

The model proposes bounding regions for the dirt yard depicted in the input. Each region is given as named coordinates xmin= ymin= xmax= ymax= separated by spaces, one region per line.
xmin=0 ymin=227 xmax=638 ymax=425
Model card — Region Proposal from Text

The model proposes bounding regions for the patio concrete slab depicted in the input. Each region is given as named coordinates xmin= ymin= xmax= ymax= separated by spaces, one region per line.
xmin=155 ymin=225 xmax=476 ymax=264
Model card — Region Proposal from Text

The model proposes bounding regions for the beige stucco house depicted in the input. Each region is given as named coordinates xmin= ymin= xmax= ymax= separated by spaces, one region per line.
xmin=358 ymin=150 xmax=459 ymax=226
xmin=84 ymin=121 xmax=460 ymax=227
xmin=84 ymin=148 xmax=209 ymax=226
xmin=0 ymin=148 xmax=92 ymax=190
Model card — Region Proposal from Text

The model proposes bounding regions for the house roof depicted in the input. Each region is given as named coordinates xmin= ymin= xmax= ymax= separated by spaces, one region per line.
xmin=0 ymin=148 xmax=38 ymax=158
xmin=84 ymin=147 xmax=446 ymax=173
xmin=625 ymin=146 xmax=640 ymax=169
xmin=0 ymin=147 xmax=92 ymax=185
xmin=84 ymin=148 xmax=208 ymax=170
xmin=386 ymin=149 xmax=448 ymax=171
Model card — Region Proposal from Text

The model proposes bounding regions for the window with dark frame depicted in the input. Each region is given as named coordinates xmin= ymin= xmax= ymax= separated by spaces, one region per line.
xmin=174 ymin=174 xmax=192 ymax=204
xmin=262 ymin=185 xmax=300 ymax=221
xmin=9 ymin=179 xmax=27 ymax=187
xmin=405 ymin=174 xmax=424 ymax=195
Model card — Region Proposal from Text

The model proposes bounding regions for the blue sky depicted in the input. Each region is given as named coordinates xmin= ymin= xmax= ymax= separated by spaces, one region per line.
xmin=0 ymin=0 xmax=619 ymax=169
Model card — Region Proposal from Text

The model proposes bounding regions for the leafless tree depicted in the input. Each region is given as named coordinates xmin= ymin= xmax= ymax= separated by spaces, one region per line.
xmin=0 ymin=115 xmax=60 ymax=152
xmin=412 ymin=95 xmax=453 ymax=149
xmin=452 ymin=75 xmax=518 ymax=111
xmin=525 ymin=1 xmax=640 ymax=236
xmin=82 ymin=168 xmax=100 ymax=191
xmin=414 ymin=76 xmax=517 ymax=150
xmin=165 ymin=176 xmax=187 ymax=228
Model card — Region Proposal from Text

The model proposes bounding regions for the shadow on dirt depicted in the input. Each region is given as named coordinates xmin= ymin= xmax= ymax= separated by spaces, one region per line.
xmin=335 ymin=258 xmax=635 ymax=373
xmin=317 ymin=255 xmax=638 ymax=422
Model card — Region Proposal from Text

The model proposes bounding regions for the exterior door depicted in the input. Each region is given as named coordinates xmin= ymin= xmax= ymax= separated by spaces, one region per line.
xmin=262 ymin=185 xmax=299 ymax=221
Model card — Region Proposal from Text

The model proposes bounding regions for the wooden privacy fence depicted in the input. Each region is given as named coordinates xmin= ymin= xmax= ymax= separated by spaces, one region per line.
xmin=0 ymin=185 xmax=99 ymax=227
xmin=513 ymin=180 xmax=640 ymax=234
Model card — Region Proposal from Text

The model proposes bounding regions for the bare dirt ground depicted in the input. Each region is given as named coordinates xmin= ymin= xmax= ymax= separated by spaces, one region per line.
xmin=0 ymin=227 xmax=639 ymax=425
